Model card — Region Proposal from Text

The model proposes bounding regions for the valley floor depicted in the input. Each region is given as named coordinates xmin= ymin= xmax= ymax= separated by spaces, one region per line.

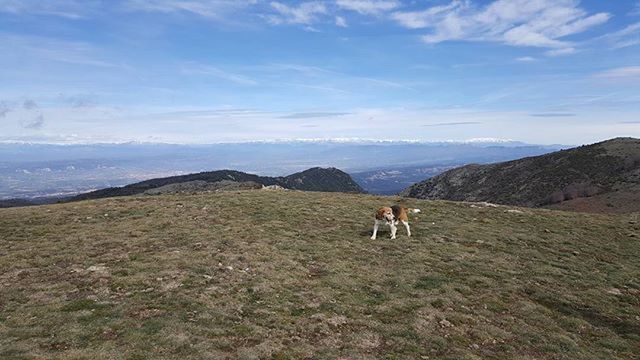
xmin=0 ymin=191 xmax=638 ymax=359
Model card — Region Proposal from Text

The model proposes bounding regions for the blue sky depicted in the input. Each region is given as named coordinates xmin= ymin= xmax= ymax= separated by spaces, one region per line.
xmin=1 ymin=0 xmax=639 ymax=145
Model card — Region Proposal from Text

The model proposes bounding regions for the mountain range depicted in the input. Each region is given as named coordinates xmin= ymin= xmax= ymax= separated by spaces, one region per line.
xmin=0 ymin=140 xmax=562 ymax=200
xmin=401 ymin=137 xmax=640 ymax=213
xmin=70 ymin=167 xmax=364 ymax=202
xmin=3 ymin=138 xmax=638 ymax=213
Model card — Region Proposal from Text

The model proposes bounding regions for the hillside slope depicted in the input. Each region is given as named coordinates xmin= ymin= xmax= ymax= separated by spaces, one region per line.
xmin=401 ymin=138 xmax=640 ymax=213
xmin=1 ymin=191 xmax=638 ymax=359
xmin=71 ymin=167 xmax=364 ymax=201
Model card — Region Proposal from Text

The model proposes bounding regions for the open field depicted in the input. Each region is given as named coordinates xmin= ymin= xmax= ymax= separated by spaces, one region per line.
xmin=1 ymin=190 xmax=639 ymax=359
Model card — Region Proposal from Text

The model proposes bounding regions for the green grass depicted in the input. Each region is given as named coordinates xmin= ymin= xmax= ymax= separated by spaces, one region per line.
xmin=0 ymin=190 xmax=639 ymax=359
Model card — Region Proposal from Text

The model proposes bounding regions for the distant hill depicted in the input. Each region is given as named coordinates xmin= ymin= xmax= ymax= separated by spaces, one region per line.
xmin=280 ymin=167 xmax=364 ymax=193
xmin=0 ymin=198 xmax=34 ymax=208
xmin=351 ymin=164 xmax=462 ymax=195
xmin=401 ymin=138 xmax=640 ymax=213
xmin=71 ymin=167 xmax=364 ymax=201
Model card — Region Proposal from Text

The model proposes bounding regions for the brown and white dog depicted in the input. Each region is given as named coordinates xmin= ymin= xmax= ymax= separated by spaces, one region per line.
xmin=371 ymin=205 xmax=421 ymax=240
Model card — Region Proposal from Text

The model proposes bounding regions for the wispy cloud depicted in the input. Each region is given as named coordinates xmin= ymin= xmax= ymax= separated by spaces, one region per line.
xmin=530 ymin=113 xmax=576 ymax=117
xmin=0 ymin=0 xmax=93 ymax=19
xmin=336 ymin=0 xmax=400 ymax=15
xmin=23 ymin=99 xmax=37 ymax=110
xmin=631 ymin=1 xmax=640 ymax=16
xmin=0 ymin=102 xmax=10 ymax=118
xmin=516 ymin=56 xmax=537 ymax=62
xmin=57 ymin=94 xmax=98 ymax=108
xmin=15 ymin=99 xmax=45 ymax=129
xmin=391 ymin=0 xmax=609 ymax=55
xmin=594 ymin=66 xmax=640 ymax=80
xmin=279 ymin=112 xmax=351 ymax=119
xmin=1 ymin=34 xmax=124 ymax=68
xmin=181 ymin=63 xmax=258 ymax=85
xmin=265 ymin=63 xmax=413 ymax=90
xmin=335 ymin=15 xmax=348 ymax=27
xmin=124 ymin=0 xmax=258 ymax=19
xmin=545 ymin=47 xmax=577 ymax=57
xmin=596 ymin=22 xmax=640 ymax=49
xmin=422 ymin=121 xmax=481 ymax=127
xmin=267 ymin=2 xmax=327 ymax=25
xmin=22 ymin=113 xmax=44 ymax=129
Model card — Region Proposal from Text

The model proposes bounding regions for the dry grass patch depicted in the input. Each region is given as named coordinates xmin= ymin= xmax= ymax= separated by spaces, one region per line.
xmin=0 ymin=191 xmax=638 ymax=359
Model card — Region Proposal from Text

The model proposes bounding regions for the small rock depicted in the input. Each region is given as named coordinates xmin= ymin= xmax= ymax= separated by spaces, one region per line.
xmin=478 ymin=202 xmax=499 ymax=208
xmin=203 ymin=275 xmax=213 ymax=280
xmin=87 ymin=265 xmax=108 ymax=272
xmin=225 ymin=266 xmax=233 ymax=271
xmin=607 ymin=288 xmax=622 ymax=296
xmin=506 ymin=209 xmax=524 ymax=214
xmin=327 ymin=315 xmax=348 ymax=327
xmin=438 ymin=319 xmax=453 ymax=328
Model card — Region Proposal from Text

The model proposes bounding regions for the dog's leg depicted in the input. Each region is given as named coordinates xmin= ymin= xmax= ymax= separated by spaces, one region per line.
xmin=390 ymin=223 xmax=397 ymax=239
xmin=371 ymin=220 xmax=379 ymax=240
xmin=402 ymin=220 xmax=411 ymax=237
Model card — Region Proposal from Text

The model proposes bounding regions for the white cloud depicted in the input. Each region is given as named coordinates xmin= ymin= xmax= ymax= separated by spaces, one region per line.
xmin=392 ymin=0 xmax=609 ymax=54
xmin=267 ymin=2 xmax=327 ymax=25
xmin=336 ymin=0 xmax=400 ymax=15
xmin=516 ymin=56 xmax=537 ymax=62
xmin=390 ymin=1 xmax=462 ymax=29
xmin=597 ymin=23 xmax=640 ymax=49
xmin=335 ymin=15 xmax=348 ymax=27
xmin=545 ymin=47 xmax=576 ymax=57
xmin=594 ymin=66 xmax=640 ymax=80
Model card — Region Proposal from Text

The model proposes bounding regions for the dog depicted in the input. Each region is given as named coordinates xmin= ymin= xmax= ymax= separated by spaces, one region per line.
xmin=371 ymin=205 xmax=421 ymax=240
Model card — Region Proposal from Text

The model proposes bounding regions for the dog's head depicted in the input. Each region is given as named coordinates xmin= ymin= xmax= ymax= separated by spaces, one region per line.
xmin=377 ymin=207 xmax=395 ymax=223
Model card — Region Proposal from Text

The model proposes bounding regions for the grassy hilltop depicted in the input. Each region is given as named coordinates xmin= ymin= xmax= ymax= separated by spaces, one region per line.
xmin=0 ymin=190 xmax=639 ymax=359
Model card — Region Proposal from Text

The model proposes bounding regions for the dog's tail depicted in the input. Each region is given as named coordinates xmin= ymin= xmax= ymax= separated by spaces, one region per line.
xmin=408 ymin=208 xmax=421 ymax=214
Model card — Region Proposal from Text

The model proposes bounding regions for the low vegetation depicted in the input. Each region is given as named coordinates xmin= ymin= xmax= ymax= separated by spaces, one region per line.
xmin=402 ymin=137 xmax=640 ymax=213
xmin=0 ymin=190 xmax=638 ymax=359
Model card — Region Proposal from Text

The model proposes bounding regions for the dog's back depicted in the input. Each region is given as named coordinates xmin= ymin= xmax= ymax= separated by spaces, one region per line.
xmin=390 ymin=205 xmax=421 ymax=221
